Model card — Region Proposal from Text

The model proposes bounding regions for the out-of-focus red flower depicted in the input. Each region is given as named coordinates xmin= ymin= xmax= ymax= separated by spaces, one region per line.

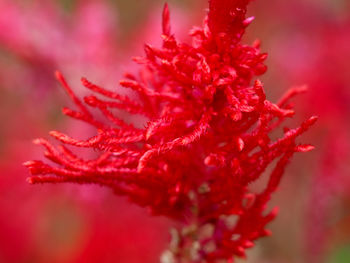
xmin=25 ymin=0 xmax=316 ymax=261
xmin=306 ymin=131 xmax=350 ymax=263
xmin=247 ymin=1 xmax=350 ymax=261
xmin=302 ymin=18 xmax=350 ymax=263
xmin=0 ymin=0 xmax=118 ymax=95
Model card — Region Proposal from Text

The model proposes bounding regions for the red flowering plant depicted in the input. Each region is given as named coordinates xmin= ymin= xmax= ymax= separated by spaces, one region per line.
xmin=25 ymin=0 xmax=316 ymax=261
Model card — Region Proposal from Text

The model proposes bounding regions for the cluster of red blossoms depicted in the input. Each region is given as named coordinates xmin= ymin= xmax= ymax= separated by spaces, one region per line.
xmin=25 ymin=0 xmax=316 ymax=261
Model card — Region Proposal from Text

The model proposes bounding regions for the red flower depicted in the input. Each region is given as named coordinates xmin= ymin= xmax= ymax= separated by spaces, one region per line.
xmin=25 ymin=1 xmax=316 ymax=261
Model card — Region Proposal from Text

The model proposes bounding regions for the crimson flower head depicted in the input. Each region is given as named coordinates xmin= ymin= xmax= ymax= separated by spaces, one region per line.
xmin=25 ymin=0 xmax=316 ymax=261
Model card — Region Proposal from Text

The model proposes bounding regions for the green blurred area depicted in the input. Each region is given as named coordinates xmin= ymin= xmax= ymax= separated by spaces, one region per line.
xmin=59 ymin=0 xmax=195 ymax=37
xmin=328 ymin=243 xmax=350 ymax=263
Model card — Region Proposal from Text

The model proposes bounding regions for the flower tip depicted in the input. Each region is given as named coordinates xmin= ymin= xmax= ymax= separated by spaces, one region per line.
xmin=163 ymin=2 xmax=169 ymax=11
xmin=262 ymin=229 xmax=272 ymax=237
xmin=254 ymin=79 xmax=263 ymax=87
xmin=162 ymin=2 xmax=171 ymax=36
xmin=49 ymin=130 xmax=59 ymax=137
xmin=237 ymin=137 xmax=245 ymax=152
xmin=55 ymin=70 xmax=63 ymax=81
xmin=32 ymin=138 xmax=43 ymax=145
xmin=295 ymin=144 xmax=315 ymax=153
xmin=270 ymin=207 xmax=279 ymax=217
xmin=236 ymin=246 xmax=246 ymax=258
xmin=23 ymin=160 xmax=44 ymax=175
xmin=253 ymin=39 xmax=261 ymax=48
xmin=309 ymin=115 xmax=319 ymax=123
xmin=298 ymin=84 xmax=308 ymax=93
xmin=26 ymin=177 xmax=34 ymax=184
xmin=49 ymin=130 xmax=67 ymax=142
xmin=81 ymin=77 xmax=88 ymax=85
xmin=145 ymin=131 xmax=152 ymax=141
xmin=84 ymin=95 xmax=97 ymax=106
xmin=243 ymin=241 xmax=255 ymax=248
xmin=306 ymin=116 xmax=318 ymax=126
xmin=62 ymin=107 xmax=70 ymax=114
xmin=136 ymin=165 xmax=143 ymax=173
xmin=255 ymin=79 xmax=263 ymax=87
xmin=23 ymin=160 xmax=35 ymax=167
xmin=243 ymin=16 xmax=255 ymax=27
xmin=285 ymin=109 xmax=295 ymax=117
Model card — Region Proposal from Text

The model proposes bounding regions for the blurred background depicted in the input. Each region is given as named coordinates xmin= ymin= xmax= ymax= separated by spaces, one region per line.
xmin=0 ymin=0 xmax=349 ymax=262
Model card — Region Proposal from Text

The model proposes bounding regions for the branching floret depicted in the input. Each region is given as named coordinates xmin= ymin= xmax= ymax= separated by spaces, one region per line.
xmin=25 ymin=1 xmax=316 ymax=261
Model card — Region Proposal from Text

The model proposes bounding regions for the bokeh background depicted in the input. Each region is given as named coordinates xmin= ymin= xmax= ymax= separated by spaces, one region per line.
xmin=0 ymin=0 xmax=349 ymax=262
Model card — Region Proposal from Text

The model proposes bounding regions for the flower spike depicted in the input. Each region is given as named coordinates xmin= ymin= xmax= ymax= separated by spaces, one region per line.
xmin=26 ymin=1 xmax=316 ymax=262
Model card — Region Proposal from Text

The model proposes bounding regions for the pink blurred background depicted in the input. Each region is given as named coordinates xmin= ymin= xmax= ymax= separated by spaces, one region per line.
xmin=0 ymin=0 xmax=349 ymax=262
